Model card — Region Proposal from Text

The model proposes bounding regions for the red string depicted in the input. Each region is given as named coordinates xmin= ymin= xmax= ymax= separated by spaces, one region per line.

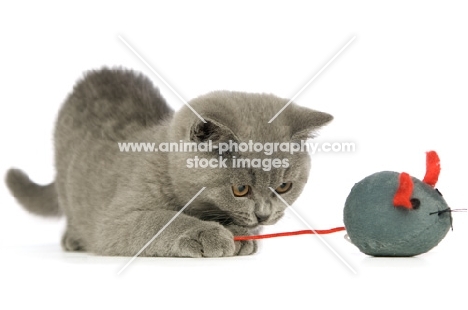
xmin=233 ymin=226 xmax=346 ymax=241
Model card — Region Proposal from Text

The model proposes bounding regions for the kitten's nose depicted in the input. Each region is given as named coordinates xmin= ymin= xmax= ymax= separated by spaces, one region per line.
xmin=255 ymin=212 xmax=270 ymax=223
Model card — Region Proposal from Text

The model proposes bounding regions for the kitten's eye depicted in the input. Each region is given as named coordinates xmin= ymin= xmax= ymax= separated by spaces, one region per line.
xmin=275 ymin=182 xmax=292 ymax=194
xmin=232 ymin=185 xmax=250 ymax=197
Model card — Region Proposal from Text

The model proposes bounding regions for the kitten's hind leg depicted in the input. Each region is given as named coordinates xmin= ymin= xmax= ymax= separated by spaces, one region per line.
xmin=61 ymin=219 xmax=86 ymax=251
xmin=61 ymin=224 xmax=84 ymax=251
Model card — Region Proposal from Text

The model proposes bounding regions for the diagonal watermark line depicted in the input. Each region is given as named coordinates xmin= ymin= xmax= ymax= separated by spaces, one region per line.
xmin=269 ymin=187 xmax=357 ymax=274
xmin=117 ymin=187 xmax=206 ymax=275
xmin=268 ymin=36 xmax=356 ymax=123
xmin=118 ymin=35 xmax=206 ymax=123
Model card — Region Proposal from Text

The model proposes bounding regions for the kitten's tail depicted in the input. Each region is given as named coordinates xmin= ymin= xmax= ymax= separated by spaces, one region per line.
xmin=5 ymin=168 xmax=62 ymax=217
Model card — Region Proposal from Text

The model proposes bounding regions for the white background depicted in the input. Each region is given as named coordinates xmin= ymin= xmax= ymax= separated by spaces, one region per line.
xmin=1 ymin=1 xmax=467 ymax=309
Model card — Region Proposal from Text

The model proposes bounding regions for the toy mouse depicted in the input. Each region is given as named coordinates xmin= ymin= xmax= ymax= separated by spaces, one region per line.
xmin=236 ymin=151 xmax=462 ymax=257
xmin=343 ymin=151 xmax=454 ymax=257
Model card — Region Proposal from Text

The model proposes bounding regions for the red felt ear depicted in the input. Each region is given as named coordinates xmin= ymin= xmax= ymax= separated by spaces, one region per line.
xmin=422 ymin=151 xmax=440 ymax=187
xmin=393 ymin=172 xmax=414 ymax=209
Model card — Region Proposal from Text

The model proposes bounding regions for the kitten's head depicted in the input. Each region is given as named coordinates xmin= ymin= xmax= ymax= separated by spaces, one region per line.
xmin=168 ymin=91 xmax=332 ymax=228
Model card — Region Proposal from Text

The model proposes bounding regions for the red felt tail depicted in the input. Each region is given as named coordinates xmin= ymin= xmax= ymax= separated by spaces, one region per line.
xmin=233 ymin=227 xmax=346 ymax=241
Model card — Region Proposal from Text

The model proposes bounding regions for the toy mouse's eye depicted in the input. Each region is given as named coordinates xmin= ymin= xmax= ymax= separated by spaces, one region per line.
xmin=435 ymin=188 xmax=443 ymax=196
xmin=275 ymin=182 xmax=292 ymax=194
xmin=232 ymin=185 xmax=250 ymax=197
xmin=410 ymin=198 xmax=421 ymax=209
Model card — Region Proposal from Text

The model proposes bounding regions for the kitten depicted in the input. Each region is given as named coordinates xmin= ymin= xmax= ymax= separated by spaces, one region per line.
xmin=5 ymin=68 xmax=332 ymax=257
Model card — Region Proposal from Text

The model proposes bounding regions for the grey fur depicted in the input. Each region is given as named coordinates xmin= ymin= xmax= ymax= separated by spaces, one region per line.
xmin=5 ymin=169 xmax=61 ymax=217
xmin=5 ymin=67 xmax=332 ymax=257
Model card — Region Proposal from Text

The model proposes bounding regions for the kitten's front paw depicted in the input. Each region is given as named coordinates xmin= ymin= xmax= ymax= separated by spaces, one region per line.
xmin=173 ymin=223 xmax=235 ymax=258
xmin=234 ymin=239 xmax=258 ymax=256
xmin=226 ymin=225 xmax=258 ymax=256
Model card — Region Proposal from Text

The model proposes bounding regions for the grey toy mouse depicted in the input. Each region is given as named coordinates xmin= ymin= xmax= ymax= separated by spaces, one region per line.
xmin=344 ymin=151 xmax=455 ymax=257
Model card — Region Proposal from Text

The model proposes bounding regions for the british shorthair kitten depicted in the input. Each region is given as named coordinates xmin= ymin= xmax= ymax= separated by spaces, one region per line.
xmin=6 ymin=68 xmax=332 ymax=257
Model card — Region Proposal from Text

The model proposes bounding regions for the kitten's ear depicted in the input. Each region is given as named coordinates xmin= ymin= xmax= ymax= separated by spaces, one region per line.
xmin=189 ymin=118 xmax=237 ymax=143
xmin=290 ymin=106 xmax=333 ymax=140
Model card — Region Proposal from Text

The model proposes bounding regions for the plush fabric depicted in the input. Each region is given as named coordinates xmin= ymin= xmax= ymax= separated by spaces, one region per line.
xmin=393 ymin=172 xmax=414 ymax=209
xmin=343 ymin=171 xmax=451 ymax=257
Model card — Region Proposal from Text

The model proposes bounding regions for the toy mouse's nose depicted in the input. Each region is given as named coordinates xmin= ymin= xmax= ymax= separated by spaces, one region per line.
xmin=393 ymin=172 xmax=414 ymax=209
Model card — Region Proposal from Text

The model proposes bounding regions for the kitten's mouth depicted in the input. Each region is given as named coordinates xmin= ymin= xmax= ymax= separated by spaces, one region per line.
xmin=186 ymin=205 xmax=236 ymax=226
xmin=185 ymin=205 xmax=282 ymax=228
xmin=234 ymin=213 xmax=283 ymax=228
xmin=235 ymin=222 xmax=260 ymax=229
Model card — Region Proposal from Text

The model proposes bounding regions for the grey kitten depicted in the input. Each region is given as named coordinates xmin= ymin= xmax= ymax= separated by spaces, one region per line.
xmin=5 ymin=68 xmax=332 ymax=257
